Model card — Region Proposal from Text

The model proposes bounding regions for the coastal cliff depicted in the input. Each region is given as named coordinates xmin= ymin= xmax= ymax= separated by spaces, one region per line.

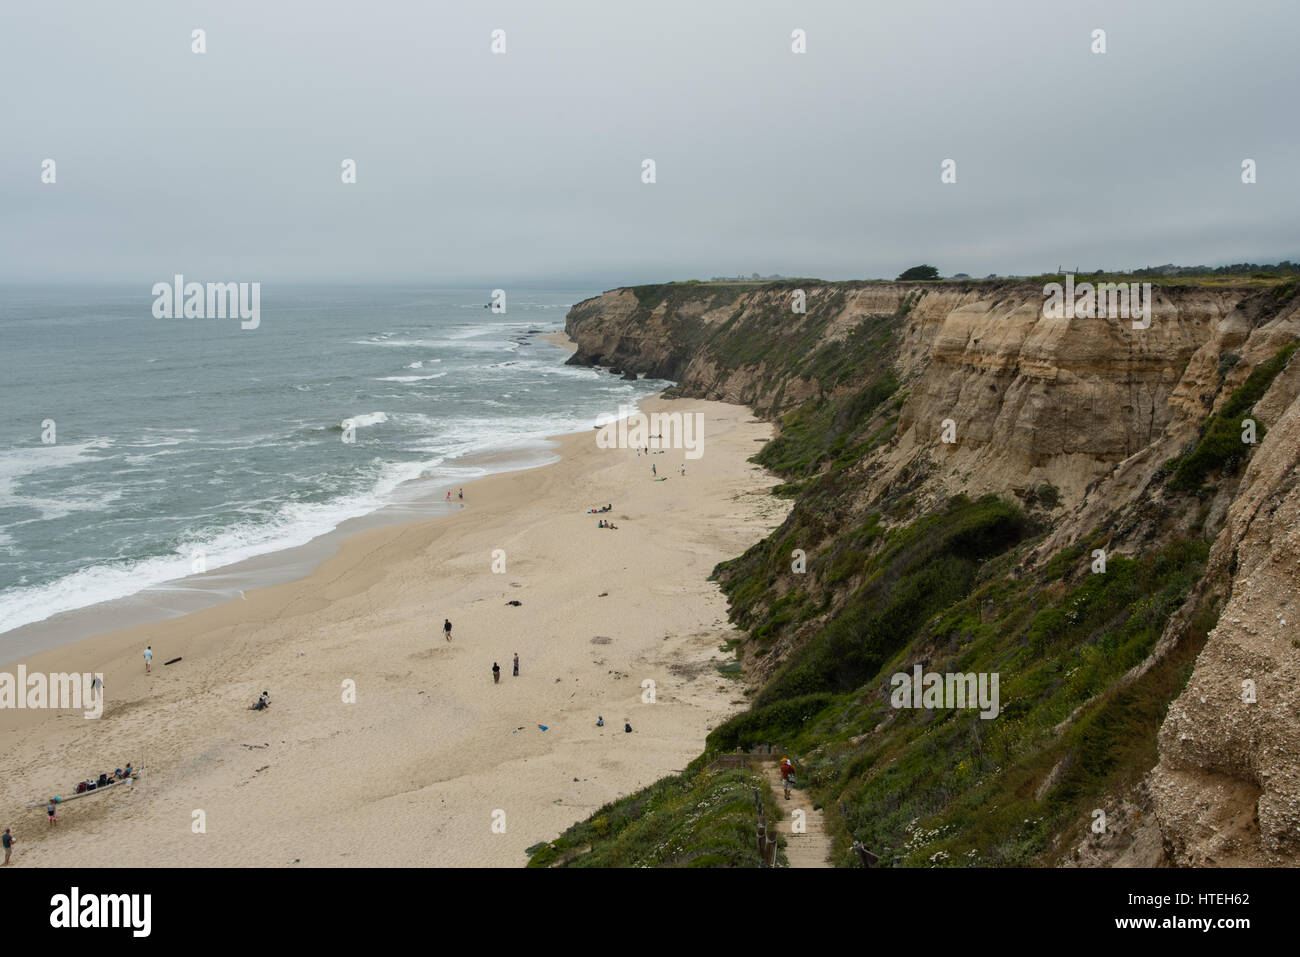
xmin=537 ymin=277 xmax=1300 ymax=867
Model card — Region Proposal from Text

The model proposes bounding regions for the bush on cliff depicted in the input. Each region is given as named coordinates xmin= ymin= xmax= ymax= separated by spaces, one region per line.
xmin=897 ymin=265 xmax=940 ymax=280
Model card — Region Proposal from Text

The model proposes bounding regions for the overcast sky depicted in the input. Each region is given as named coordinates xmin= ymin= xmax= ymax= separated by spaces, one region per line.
xmin=2 ymin=0 xmax=1297 ymax=286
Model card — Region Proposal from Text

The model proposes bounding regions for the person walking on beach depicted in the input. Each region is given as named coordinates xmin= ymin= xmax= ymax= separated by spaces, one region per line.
xmin=90 ymin=675 xmax=103 ymax=700
xmin=443 ymin=619 xmax=453 ymax=642
xmin=445 ymin=491 xmax=451 ymax=502
xmin=46 ymin=800 xmax=57 ymax=827
xmin=680 ymin=464 xmax=685 ymax=476
xmin=2 ymin=828 xmax=15 ymax=865
xmin=492 ymin=662 xmax=500 ymax=684
xmin=143 ymin=646 xmax=152 ymax=674
xmin=512 ymin=653 xmax=519 ymax=677
xmin=458 ymin=488 xmax=463 ymax=500
xmin=651 ymin=463 xmax=656 ymax=476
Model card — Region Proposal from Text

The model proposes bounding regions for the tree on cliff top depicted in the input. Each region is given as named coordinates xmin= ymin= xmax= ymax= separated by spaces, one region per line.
xmin=897 ymin=265 xmax=941 ymax=280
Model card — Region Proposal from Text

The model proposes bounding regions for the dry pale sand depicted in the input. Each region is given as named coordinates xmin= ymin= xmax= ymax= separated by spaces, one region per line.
xmin=0 ymin=396 xmax=788 ymax=867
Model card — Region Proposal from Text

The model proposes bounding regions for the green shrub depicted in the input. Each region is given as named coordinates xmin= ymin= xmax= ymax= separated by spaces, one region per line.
xmin=897 ymin=265 xmax=941 ymax=281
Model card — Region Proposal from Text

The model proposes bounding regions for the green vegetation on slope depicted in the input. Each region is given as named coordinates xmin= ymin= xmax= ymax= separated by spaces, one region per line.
xmin=750 ymin=495 xmax=1031 ymax=706
xmin=1165 ymin=341 xmax=1298 ymax=490
xmin=526 ymin=768 xmax=783 ymax=868
xmin=801 ymin=537 xmax=1210 ymax=866
xmin=709 ymin=513 xmax=1209 ymax=865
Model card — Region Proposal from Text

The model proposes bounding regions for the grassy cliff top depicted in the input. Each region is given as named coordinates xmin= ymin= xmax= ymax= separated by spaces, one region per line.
xmin=601 ymin=272 xmax=1298 ymax=296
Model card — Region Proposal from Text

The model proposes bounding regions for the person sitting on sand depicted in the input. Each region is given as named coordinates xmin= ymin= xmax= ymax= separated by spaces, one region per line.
xmin=597 ymin=716 xmax=604 ymax=727
xmin=123 ymin=763 xmax=133 ymax=778
xmin=250 ymin=691 xmax=270 ymax=711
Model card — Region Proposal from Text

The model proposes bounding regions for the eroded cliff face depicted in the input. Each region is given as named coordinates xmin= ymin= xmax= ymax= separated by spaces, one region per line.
xmin=1149 ymin=365 xmax=1300 ymax=865
xmin=873 ymin=287 xmax=1224 ymax=510
xmin=565 ymin=279 xmax=1300 ymax=865
xmin=569 ymin=282 xmax=1298 ymax=539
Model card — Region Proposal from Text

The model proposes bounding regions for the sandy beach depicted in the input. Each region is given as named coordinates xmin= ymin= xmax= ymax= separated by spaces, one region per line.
xmin=0 ymin=385 xmax=786 ymax=867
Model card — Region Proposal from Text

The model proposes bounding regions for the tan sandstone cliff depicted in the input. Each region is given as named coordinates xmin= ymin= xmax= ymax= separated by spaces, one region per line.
xmin=565 ymin=278 xmax=1300 ymax=865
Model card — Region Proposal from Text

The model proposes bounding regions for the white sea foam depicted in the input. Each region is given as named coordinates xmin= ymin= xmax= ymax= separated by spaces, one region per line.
xmin=0 ymin=402 xmax=630 ymax=635
xmin=375 ymin=373 xmax=447 ymax=383
xmin=344 ymin=411 xmax=389 ymax=428
xmin=0 ymin=440 xmax=111 ymax=487
xmin=0 ymin=441 xmax=119 ymax=520
xmin=0 ymin=456 xmax=436 ymax=635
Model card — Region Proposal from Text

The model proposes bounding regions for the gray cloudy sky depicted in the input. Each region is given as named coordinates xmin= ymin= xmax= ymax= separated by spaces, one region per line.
xmin=2 ymin=0 xmax=1297 ymax=285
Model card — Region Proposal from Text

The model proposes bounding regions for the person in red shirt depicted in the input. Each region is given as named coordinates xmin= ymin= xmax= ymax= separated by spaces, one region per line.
xmin=780 ymin=758 xmax=795 ymax=800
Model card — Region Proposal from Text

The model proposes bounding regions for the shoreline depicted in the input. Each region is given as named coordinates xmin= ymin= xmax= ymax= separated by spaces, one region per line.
xmin=0 ymin=391 xmax=787 ymax=867
xmin=0 ymin=329 xmax=601 ymax=663
xmin=0 ymin=442 xmax=558 ymax=665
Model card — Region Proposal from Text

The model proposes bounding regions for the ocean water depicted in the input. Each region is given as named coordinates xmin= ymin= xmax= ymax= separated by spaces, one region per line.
xmin=0 ymin=285 xmax=661 ymax=643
